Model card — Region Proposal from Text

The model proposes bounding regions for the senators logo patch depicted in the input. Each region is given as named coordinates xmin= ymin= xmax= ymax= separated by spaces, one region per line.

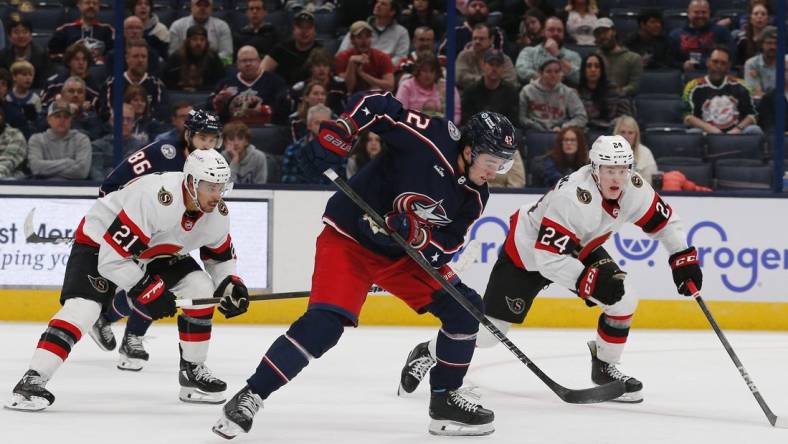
xmin=631 ymin=174 xmax=643 ymax=188
xmin=505 ymin=296 xmax=526 ymax=314
xmin=218 ymin=200 xmax=228 ymax=216
xmin=158 ymin=187 xmax=173 ymax=206
xmin=87 ymin=275 xmax=109 ymax=293
xmin=576 ymin=187 xmax=592 ymax=204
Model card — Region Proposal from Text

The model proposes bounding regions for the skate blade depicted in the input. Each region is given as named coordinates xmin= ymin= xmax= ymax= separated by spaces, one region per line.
xmin=397 ymin=383 xmax=416 ymax=397
xmin=428 ymin=419 xmax=494 ymax=436
xmin=212 ymin=415 xmax=246 ymax=439
xmin=4 ymin=393 xmax=51 ymax=411
xmin=179 ymin=387 xmax=226 ymax=404
xmin=117 ymin=355 xmax=146 ymax=371
xmin=610 ymin=390 xmax=644 ymax=403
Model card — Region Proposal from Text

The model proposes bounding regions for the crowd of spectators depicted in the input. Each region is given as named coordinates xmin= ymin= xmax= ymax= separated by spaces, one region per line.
xmin=0 ymin=0 xmax=783 ymax=191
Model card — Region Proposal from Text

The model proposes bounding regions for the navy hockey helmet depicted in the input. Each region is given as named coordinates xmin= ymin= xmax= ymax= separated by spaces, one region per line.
xmin=460 ymin=111 xmax=517 ymax=173
xmin=184 ymin=109 xmax=223 ymax=151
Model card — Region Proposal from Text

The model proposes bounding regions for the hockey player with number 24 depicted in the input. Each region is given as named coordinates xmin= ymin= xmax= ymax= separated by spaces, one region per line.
xmin=399 ymin=135 xmax=703 ymax=403
xmin=212 ymin=91 xmax=518 ymax=439
xmin=5 ymin=149 xmax=251 ymax=412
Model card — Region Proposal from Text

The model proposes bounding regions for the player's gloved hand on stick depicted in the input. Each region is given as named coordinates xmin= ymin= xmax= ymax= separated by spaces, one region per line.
xmin=318 ymin=117 xmax=354 ymax=156
xmin=216 ymin=275 xmax=249 ymax=319
xmin=129 ymin=275 xmax=176 ymax=320
xmin=576 ymin=265 xmax=625 ymax=306
xmin=668 ymin=246 xmax=702 ymax=296
xmin=385 ymin=212 xmax=431 ymax=251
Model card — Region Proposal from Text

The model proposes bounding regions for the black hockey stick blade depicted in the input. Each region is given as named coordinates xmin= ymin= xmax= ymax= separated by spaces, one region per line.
xmin=323 ymin=168 xmax=625 ymax=404
xmin=176 ymin=291 xmax=310 ymax=307
xmin=688 ymin=282 xmax=788 ymax=428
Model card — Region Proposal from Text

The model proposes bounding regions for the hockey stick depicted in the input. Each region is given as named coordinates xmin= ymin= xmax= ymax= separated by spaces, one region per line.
xmin=323 ymin=169 xmax=625 ymax=404
xmin=687 ymin=282 xmax=788 ymax=428
xmin=24 ymin=208 xmax=73 ymax=244
xmin=175 ymin=291 xmax=311 ymax=307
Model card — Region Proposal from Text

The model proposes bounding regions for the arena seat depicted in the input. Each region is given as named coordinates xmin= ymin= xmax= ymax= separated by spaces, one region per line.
xmin=657 ymin=156 xmax=713 ymax=188
xmin=715 ymin=159 xmax=772 ymax=190
xmin=705 ymin=133 xmax=764 ymax=161
xmin=643 ymin=131 xmax=704 ymax=159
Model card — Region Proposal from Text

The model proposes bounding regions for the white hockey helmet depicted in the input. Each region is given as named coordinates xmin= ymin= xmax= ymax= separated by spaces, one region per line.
xmin=589 ymin=135 xmax=634 ymax=170
xmin=183 ymin=149 xmax=233 ymax=209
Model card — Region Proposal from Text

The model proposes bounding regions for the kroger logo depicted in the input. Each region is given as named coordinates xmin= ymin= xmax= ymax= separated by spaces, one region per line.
xmin=614 ymin=233 xmax=660 ymax=267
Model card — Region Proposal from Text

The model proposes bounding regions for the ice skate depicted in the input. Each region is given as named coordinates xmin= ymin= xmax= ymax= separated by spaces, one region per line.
xmin=397 ymin=341 xmax=435 ymax=396
xmin=428 ymin=388 xmax=494 ymax=436
xmin=212 ymin=385 xmax=264 ymax=439
xmin=179 ymin=358 xmax=226 ymax=404
xmin=5 ymin=370 xmax=55 ymax=411
xmin=588 ymin=340 xmax=643 ymax=403
xmin=88 ymin=315 xmax=116 ymax=351
xmin=117 ymin=332 xmax=149 ymax=371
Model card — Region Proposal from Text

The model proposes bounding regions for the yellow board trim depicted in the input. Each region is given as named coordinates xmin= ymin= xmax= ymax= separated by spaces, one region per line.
xmin=2 ymin=290 xmax=788 ymax=331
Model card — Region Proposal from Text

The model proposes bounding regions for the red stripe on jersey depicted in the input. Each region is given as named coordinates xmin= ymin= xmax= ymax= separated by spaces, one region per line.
xmin=203 ymin=235 xmax=232 ymax=255
xmin=635 ymin=194 xmax=671 ymax=234
xmin=49 ymin=319 xmax=82 ymax=341
xmin=37 ymin=340 xmax=69 ymax=360
xmin=262 ymin=355 xmax=290 ymax=383
xmin=74 ymin=218 xmax=99 ymax=247
xmin=534 ymin=217 xmax=580 ymax=255
xmin=597 ymin=328 xmax=628 ymax=344
xmin=138 ymin=244 xmax=182 ymax=260
xmin=182 ymin=307 xmax=215 ymax=317
xmin=605 ymin=314 xmax=633 ymax=321
xmin=179 ymin=332 xmax=211 ymax=342
xmin=578 ymin=232 xmax=612 ymax=261
xmin=503 ymin=210 xmax=526 ymax=269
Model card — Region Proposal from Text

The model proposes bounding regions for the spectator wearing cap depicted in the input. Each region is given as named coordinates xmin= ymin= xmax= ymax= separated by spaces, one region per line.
xmin=456 ymin=24 xmax=518 ymax=90
xmin=0 ymin=105 xmax=28 ymax=179
xmin=41 ymin=42 xmax=100 ymax=110
xmin=518 ymin=57 xmax=587 ymax=131
xmin=261 ymin=10 xmax=322 ymax=85
xmin=515 ymin=16 xmax=581 ymax=85
xmin=461 ymin=49 xmax=519 ymax=132
xmin=395 ymin=52 xmax=460 ymax=121
xmin=130 ymin=0 xmax=170 ymax=57
xmin=667 ymin=0 xmax=733 ymax=72
xmin=162 ymin=24 xmax=226 ymax=91
xmin=49 ymin=0 xmax=114 ymax=64
xmin=338 ymin=0 xmax=410 ymax=66
xmin=744 ymin=26 xmax=778 ymax=99
xmin=336 ymin=21 xmax=395 ymax=93
xmin=624 ymin=9 xmax=670 ymax=70
xmin=757 ymin=55 xmax=788 ymax=136
xmin=233 ymin=0 xmax=279 ymax=60
xmin=98 ymin=39 xmax=167 ymax=122
xmin=439 ymin=0 xmax=505 ymax=57
xmin=593 ymin=17 xmax=642 ymax=96
xmin=0 ymin=16 xmax=51 ymax=90
xmin=169 ymin=0 xmax=233 ymax=65
xmin=209 ymin=45 xmax=288 ymax=126
xmin=28 ymin=99 xmax=92 ymax=180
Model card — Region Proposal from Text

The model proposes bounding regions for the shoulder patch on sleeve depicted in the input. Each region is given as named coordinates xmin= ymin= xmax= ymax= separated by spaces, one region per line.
xmin=218 ymin=200 xmax=228 ymax=216
xmin=157 ymin=187 xmax=173 ymax=206
xmin=631 ymin=173 xmax=643 ymax=188
xmin=448 ymin=121 xmax=461 ymax=141
xmin=160 ymin=144 xmax=177 ymax=159
xmin=576 ymin=187 xmax=592 ymax=204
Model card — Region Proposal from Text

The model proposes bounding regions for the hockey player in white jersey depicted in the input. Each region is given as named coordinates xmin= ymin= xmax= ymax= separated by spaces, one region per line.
xmin=398 ymin=135 xmax=703 ymax=403
xmin=5 ymin=150 xmax=251 ymax=411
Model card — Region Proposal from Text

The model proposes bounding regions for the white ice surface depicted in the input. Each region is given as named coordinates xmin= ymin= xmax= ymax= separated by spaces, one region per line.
xmin=2 ymin=322 xmax=788 ymax=444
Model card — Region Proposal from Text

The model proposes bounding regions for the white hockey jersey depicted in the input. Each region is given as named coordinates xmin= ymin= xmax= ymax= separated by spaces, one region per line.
xmin=75 ymin=171 xmax=237 ymax=291
xmin=503 ymin=165 xmax=687 ymax=291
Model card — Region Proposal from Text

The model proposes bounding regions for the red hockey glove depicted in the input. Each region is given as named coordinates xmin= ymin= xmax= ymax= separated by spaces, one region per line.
xmin=669 ymin=247 xmax=702 ymax=296
xmin=385 ymin=212 xmax=431 ymax=251
xmin=318 ymin=118 xmax=354 ymax=157
xmin=576 ymin=265 xmax=625 ymax=306
xmin=129 ymin=275 xmax=176 ymax=320
xmin=215 ymin=275 xmax=249 ymax=319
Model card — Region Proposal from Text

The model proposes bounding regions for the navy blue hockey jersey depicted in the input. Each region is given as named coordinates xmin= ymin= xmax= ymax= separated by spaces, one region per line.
xmin=100 ymin=135 xmax=187 ymax=196
xmin=322 ymin=91 xmax=488 ymax=268
xmin=49 ymin=20 xmax=115 ymax=63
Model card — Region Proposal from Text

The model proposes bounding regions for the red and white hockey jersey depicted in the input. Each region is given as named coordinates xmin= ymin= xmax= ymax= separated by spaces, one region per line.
xmin=503 ymin=165 xmax=687 ymax=291
xmin=75 ymin=172 xmax=237 ymax=291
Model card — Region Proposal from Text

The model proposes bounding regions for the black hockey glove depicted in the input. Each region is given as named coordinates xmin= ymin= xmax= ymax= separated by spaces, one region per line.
xmin=668 ymin=247 xmax=702 ymax=296
xmin=318 ymin=118 xmax=354 ymax=157
xmin=576 ymin=265 xmax=625 ymax=306
xmin=129 ymin=275 xmax=176 ymax=320
xmin=385 ymin=212 xmax=431 ymax=251
xmin=215 ymin=275 xmax=249 ymax=319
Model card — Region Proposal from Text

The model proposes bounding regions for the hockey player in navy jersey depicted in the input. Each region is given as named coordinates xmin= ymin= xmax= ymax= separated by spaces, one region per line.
xmin=397 ymin=135 xmax=704 ymax=403
xmin=212 ymin=91 xmax=517 ymax=439
xmin=87 ymin=109 xmax=224 ymax=372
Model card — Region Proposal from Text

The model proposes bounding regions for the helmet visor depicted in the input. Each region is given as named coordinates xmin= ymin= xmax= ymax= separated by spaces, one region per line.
xmin=476 ymin=152 xmax=514 ymax=175
xmin=197 ymin=179 xmax=233 ymax=197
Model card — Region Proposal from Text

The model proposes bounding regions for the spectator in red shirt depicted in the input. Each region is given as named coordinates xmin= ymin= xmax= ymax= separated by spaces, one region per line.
xmin=335 ymin=21 xmax=395 ymax=93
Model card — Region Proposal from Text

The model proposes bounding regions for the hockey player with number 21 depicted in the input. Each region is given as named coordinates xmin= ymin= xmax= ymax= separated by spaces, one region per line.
xmin=6 ymin=149 xmax=251 ymax=412
xmin=399 ymin=135 xmax=703 ymax=403
xmin=212 ymin=91 xmax=517 ymax=439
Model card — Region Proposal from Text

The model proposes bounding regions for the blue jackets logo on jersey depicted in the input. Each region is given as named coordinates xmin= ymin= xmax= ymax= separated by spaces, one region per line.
xmin=161 ymin=144 xmax=177 ymax=159
xmin=392 ymin=193 xmax=452 ymax=227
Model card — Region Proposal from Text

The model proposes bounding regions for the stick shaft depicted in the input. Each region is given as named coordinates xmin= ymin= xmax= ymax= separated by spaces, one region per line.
xmin=176 ymin=291 xmax=310 ymax=307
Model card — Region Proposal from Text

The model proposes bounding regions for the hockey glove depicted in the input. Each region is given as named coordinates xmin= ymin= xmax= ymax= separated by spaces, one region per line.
xmin=318 ymin=118 xmax=355 ymax=157
xmin=129 ymin=275 xmax=176 ymax=320
xmin=215 ymin=275 xmax=249 ymax=319
xmin=576 ymin=265 xmax=625 ymax=306
xmin=385 ymin=212 xmax=431 ymax=251
xmin=668 ymin=247 xmax=702 ymax=296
